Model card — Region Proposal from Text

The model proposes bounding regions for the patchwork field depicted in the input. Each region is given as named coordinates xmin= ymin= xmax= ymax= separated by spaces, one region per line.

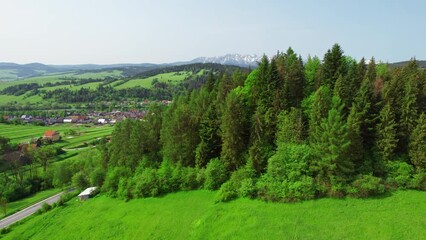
xmin=2 ymin=190 xmax=426 ymax=240
xmin=0 ymin=123 xmax=113 ymax=149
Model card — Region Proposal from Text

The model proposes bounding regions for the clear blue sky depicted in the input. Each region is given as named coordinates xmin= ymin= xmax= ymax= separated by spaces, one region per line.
xmin=0 ymin=0 xmax=425 ymax=64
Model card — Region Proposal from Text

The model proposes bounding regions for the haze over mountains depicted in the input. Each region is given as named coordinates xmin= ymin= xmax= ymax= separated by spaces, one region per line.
xmin=0 ymin=54 xmax=425 ymax=81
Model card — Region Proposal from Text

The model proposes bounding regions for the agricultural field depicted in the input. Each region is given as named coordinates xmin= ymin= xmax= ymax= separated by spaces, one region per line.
xmin=0 ymin=123 xmax=114 ymax=149
xmin=114 ymin=71 xmax=200 ymax=89
xmin=2 ymin=190 xmax=425 ymax=240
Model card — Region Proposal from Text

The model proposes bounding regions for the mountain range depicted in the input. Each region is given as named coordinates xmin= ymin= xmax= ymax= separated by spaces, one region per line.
xmin=0 ymin=54 xmax=424 ymax=81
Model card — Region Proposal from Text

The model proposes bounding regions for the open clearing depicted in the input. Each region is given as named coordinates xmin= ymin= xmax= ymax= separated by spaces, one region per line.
xmin=2 ymin=190 xmax=425 ymax=239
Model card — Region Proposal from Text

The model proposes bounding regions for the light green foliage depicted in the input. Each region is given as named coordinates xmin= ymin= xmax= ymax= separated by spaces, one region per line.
xmin=4 ymin=190 xmax=426 ymax=240
xmin=204 ymin=158 xmax=228 ymax=190
xmin=385 ymin=160 xmax=414 ymax=188
xmin=257 ymin=144 xmax=315 ymax=202
xmin=311 ymin=96 xmax=353 ymax=189
xmin=304 ymin=55 xmax=321 ymax=95
xmin=216 ymin=163 xmax=256 ymax=202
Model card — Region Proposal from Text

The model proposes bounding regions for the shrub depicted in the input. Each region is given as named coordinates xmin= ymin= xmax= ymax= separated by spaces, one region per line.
xmin=385 ymin=161 xmax=414 ymax=189
xmin=204 ymin=158 xmax=228 ymax=190
xmin=348 ymin=174 xmax=385 ymax=198
xmin=257 ymin=144 xmax=316 ymax=202
xmin=216 ymin=181 xmax=238 ymax=202
xmin=180 ymin=167 xmax=199 ymax=191
xmin=90 ymin=168 xmax=105 ymax=187
xmin=72 ymin=171 xmax=89 ymax=191
xmin=410 ymin=172 xmax=426 ymax=190
xmin=36 ymin=202 xmax=52 ymax=215
xmin=132 ymin=168 xmax=159 ymax=198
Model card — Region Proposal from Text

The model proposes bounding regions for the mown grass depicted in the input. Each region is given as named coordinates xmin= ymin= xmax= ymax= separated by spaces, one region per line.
xmin=2 ymin=190 xmax=425 ymax=240
xmin=0 ymin=189 xmax=60 ymax=219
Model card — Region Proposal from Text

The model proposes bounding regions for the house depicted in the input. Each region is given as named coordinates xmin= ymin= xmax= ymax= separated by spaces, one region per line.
xmin=78 ymin=187 xmax=98 ymax=201
xmin=43 ymin=130 xmax=61 ymax=142
xmin=97 ymin=119 xmax=107 ymax=124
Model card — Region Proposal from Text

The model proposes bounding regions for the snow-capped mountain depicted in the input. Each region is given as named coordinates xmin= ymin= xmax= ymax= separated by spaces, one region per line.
xmin=190 ymin=54 xmax=262 ymax=67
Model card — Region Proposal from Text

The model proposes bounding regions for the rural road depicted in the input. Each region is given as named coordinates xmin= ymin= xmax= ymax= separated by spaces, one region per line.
xmin=0 ymin=192 xmax=64 ymax=229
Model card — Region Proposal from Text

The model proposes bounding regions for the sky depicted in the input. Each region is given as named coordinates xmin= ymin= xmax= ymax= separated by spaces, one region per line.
xmin=0 ymin=0 xmax=425 ymax=64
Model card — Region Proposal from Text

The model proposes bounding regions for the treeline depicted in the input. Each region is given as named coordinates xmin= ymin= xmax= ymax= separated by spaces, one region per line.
xmin=94 ymin=44 xmax=426 ymax=202
xmin=0 ymin=137 xmax=63 ymax=203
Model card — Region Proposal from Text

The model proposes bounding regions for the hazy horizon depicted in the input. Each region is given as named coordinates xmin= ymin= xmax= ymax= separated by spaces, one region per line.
xmin=1 ymin=0 xmax=425 ymax=65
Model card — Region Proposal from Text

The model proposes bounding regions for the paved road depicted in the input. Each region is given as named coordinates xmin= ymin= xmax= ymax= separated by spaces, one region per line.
xmin=0 ymin=192 xmax=64 ymax=229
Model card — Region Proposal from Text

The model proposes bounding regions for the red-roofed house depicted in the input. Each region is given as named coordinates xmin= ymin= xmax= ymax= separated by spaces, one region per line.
xmin=43 ymin=130 xmax=60 ymax=142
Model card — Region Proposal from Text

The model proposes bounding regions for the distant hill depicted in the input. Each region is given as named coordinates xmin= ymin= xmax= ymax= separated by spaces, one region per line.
xmin=389 ymin=60 xmax=426 ymax=68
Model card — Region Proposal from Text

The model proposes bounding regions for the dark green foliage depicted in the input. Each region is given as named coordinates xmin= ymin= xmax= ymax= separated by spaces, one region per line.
xmin=204 ymin=158 xmax=228 ymax=190
xmin=72 ymin=171 xmax=90 ymax=191
xmin=97 ymin=44 xmax=426 ymax=204
xmin=220 ymin=90 xmax=250 ymax=171
xmin=377 ymin=103 xmax=398 ymax=161
xmin=348 ymin=174 xmax=385 ymax=198
xmin=276 ymin=108 xmax=304 ymax=144
xmin=195 ymin=103 xmax=222 ymax=168
xmin=321 ymin=44 xmax=346 ymax=89
xmin=409 ymin=113 xmax=426 ymax=171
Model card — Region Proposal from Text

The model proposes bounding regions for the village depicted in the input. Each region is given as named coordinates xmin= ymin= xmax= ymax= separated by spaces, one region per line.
xmin=1 ymin=109 xmax=147 ymax=126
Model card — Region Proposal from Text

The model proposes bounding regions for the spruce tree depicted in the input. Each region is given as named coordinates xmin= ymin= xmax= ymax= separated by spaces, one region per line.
xmin=221 ymin=90 xmax=250 ymax=171
xmin=311 ymin=96 xmax=353 ymax=187
xmin=276 ymin=108 xmax=304 ymax=145
xmin=377 ymin=103 xmax=398 ymax=161
xmin=321 ymin=43 xmax=346 ymax=89
xmin=409 ymin=113 xmax=426 ymax=171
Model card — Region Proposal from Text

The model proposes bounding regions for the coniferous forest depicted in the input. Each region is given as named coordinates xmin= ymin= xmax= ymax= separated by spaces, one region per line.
xmin=99 ymin=44 xmax=426 ymax=202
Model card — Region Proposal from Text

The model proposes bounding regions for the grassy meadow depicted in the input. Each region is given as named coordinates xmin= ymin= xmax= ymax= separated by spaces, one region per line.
xmin=2 ymin=190 xmax=426 ymax=240
xmin=114 ymin=71 xmax=192 ymax=89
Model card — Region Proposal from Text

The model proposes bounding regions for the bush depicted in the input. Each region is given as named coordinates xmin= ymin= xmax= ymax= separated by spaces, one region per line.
xmin=204 ymin=158 xmax=228 ymax=190
xmin=216 ymin=181 xmax=238 ymax=202
xmin=36 ymin=202 xmax=52 ymax=215
xmin=72 ymin=171 xmax=89 ymax=191
xmin=348 ymin=174 xmax=385 ymax=198
xmin=132 ymin=168 xmax=159 ymax=198
xmin=180 ymin=167 xmax=199 ymax=191
xmin=385 ymin=161 xmax=414 ymax=189
xmin=256 ymin=144 xmax=316 ymax=202
xmin=410 ymin=172 xmax=426 ymax=190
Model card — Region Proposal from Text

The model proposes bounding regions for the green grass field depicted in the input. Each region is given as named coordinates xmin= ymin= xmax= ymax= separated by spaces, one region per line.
xmin=0 ymin=124 xmax=113 ymax=149
xmin=115 ymin=71 xmax=192 ymax=89
xmin=0 ymin=189 xmax=60 ymax=219
xmin=2 ymin=190 xmax=425 ymax=239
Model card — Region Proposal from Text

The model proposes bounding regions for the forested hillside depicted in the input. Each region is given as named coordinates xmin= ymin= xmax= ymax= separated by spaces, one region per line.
xmin=90 ymin=44 xmax=426 ymax=202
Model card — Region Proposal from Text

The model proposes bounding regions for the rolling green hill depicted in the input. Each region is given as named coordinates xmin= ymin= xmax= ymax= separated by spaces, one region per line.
xmin=2 ymin=190 xmax=426 ymax=240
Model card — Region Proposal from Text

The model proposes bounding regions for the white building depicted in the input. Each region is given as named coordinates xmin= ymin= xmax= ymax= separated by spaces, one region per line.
xmin=77 ymin=187 xmax=97 ymax=201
